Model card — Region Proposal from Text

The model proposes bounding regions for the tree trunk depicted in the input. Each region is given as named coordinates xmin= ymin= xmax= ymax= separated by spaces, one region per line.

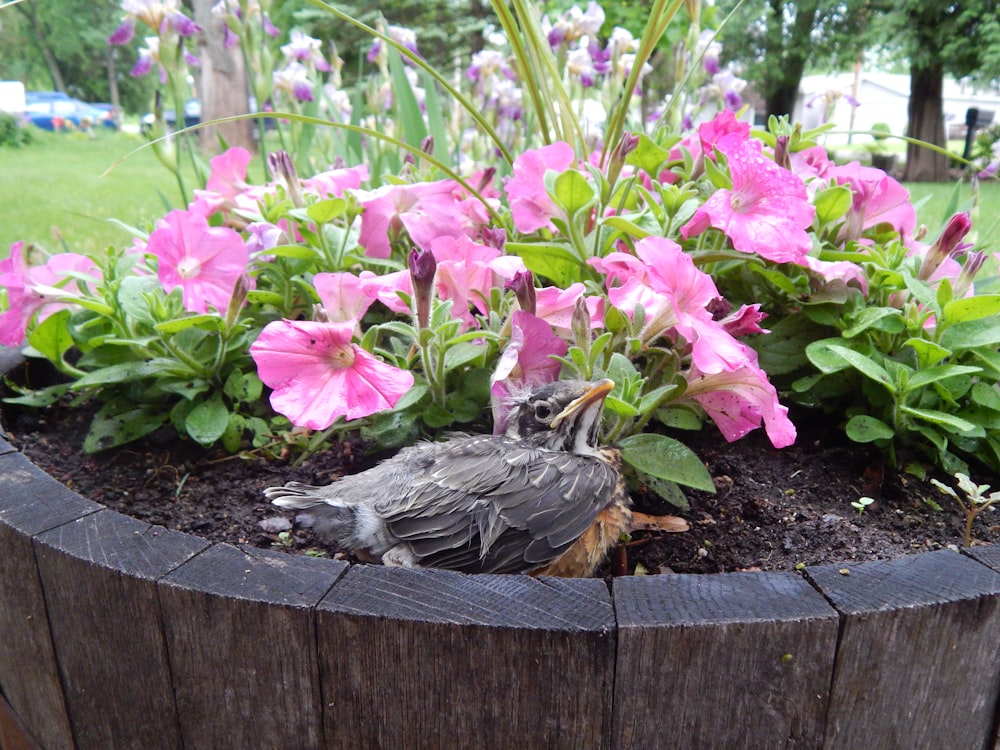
xmin=193 ymin=0 xmax=255 ymax=153
xmin=763 ymin=0 xmax=819 ymax=120
xmin=903 ymin=62 xmax=948 ymax=182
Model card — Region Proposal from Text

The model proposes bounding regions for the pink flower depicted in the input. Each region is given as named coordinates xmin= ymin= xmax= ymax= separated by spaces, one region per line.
xmin=684 ymin=359 xmax=797 ymax=449
xmin=358 ymin=270 xmax=412 ymax=315
xmin=0 ymin=242 xmax=101 ymax=346
xmin=504 ymin=142 xmax=576 ymax=233
xmin=251 ymin=319 xmax=414 ymax=430
xmin=535 ymin=283 xmax=604 ymax=333
xmin=826 ymin=162 xmax=916 ymax=243
xmin=303 ymin=164 xmax=369 ymax=197
xmin=147 ymin=209 xmax=251 ymax=314
xmin=205 ymin=147 xmax=252 ymax=199
xmin=314 ymin=272 xmax=373 ymax=324
xmin=680 ymin=132 xmax=815 ymax=265
xmin=356 ymin=180 xmax=475 ymax=258
xmin=490 ymin=311 xmax=568 ymax=433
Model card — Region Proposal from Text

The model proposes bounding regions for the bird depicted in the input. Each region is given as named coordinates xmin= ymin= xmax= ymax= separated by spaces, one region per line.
xmin=264 ymin=378 xmax=633 ymax=577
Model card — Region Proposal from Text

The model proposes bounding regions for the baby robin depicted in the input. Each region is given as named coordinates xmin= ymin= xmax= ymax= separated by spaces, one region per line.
xmin=265 ymin=378 xmax=632 ymax=576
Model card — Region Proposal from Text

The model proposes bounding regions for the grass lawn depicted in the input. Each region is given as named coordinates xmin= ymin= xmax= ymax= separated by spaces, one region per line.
xmin=0 ymin=129 xmax=203 ymax=257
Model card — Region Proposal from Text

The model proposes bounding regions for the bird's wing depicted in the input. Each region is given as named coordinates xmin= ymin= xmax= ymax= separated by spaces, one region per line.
xmin=376 ymin=435 xmax=621 ymax=573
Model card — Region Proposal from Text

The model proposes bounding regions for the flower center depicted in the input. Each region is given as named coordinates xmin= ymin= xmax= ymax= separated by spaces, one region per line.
xmin=327 ymin=342 xmax=356 ymax=369
xmin=176 ymin=257 xmax=202 ymax=279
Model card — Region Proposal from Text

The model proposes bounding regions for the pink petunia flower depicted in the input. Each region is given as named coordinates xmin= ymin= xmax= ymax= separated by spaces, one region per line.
xmin=314 ymin=272 xmax=373 ymax=324
xmin=490 ymin=310 xmax=568 ymax=433
xmin=683 ymin=359 xmax=797 ymax=449
xmin=504 ymin=141 xmax=576 ymax=233
xmin=680 ymin=132 xmax=815 ymax=265
xmin=147 ymin=209 xmax=252 ymax=314
xmin=356 ymin=180 xmax=476 ymax=258
xmin=250 ymin=319 xmax=414 ymax=430
xmin=303 ymin=164 xmax=370 ymax=197
xmin=0 ymin=242 xmax=101 ymax=346
xmin=826 ymin=161 xmax=916 ymax=244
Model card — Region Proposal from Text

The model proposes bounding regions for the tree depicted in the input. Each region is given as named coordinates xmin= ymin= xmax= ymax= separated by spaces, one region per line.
xmin=716 ymin=0 xmax=868 ymax=121
xmin=0 ymin=0 xmax=151 ymax=113
xmin=192 ymin=0 xmax=255 ymax=152
xmin=874 ymin=1 xmax=1000 ymax=181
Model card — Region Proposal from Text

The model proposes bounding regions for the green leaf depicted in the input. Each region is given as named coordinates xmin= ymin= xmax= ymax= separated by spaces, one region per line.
xmin=506 ymin=242 xmax=583 ymax=287
xmin=813 ymin=185 xmax=853 ymax=225
xmin=940 ymin=318 xmax=1000 ymax=350
xmin=619 ymin=433 xmax=715 ymax=492
xmin=843 ymin=307 xmax=905 ymax=337
xmin=27 ymin=309 xmax=74 ymax=366
xmin=824 ymin=344 xmax=896 ymax=393
xmin=222 ymin=413 xmax=245 ymax=453
xmin=224 ymin=370 xmax=263 ymax=403
xmin=552 ymin=169 xmax=596 ymax=217
xmin=83 ymin=403 xmax=167 ymax=453
xmin=904 ymin=338 xmax=952 ymax=369
xmin=943 ymin=295 xmax=1000 ymax=324
xmin=388 ymin=47 xmax=427 ymax=146
xmin=601 ymin=215 xmax=651 ymax=241
xmin=899 ymin=405 xmax=980 ymax=435
xmin=184 ymin=393 xmax=231 ymax=446
xmin=444 ymin=342 xmax=487 ymax=370
xmin=972 ymin=382 xmax=1000 ymax=411
xmin=154 ymin=314 xmax=224 ymax=334
xmin=74 ymin=359 xmax=191 ymax=388
xmin=845 ymin=415 xmax=894 ymax=443
xmin=905 ymin=364 xmax=982 ymax=392
xmin=605 ymin=396 xmax=640 ymax=418
xmin=755 ymin=315 xmax=831 ymax=376
xmin=307 ymin=198 xmax=347 ymax=225
xmin=116 ymin=275 xmax=160 ymax=325
xmin=625 ymin=133 xmax=670 ymax=176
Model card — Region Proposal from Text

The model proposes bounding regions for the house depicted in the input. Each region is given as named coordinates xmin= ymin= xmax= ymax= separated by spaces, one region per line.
xmin=795 ymin=72 xmax=1000 ymax=144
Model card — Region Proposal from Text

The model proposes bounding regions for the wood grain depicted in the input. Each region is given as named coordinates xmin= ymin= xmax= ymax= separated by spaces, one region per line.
xmin=612 ymin=571 xmax=839 ymax=749
xmin=159 ymin=544 xmax=347 ymax=749
xmin=808 ymin=549 xmax=1000 ymax=750
xmin=33 ymin=509 xmax=208 ymax=750
xmin=0 ymin=452 xmax=101 ymax=750
xmin=318 ymin=565 xmax=616 ymax=749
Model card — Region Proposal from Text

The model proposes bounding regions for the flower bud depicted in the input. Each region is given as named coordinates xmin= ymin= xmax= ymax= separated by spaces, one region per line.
xmin=606 ymin=131 xmax=640 ymax=188
xmin=481 ymin=226 xmax=507 ymax=251
xmin=773 ymin=135 xmax=791 ymax=170
xmin=571 ymin=295 xmax=591 ymax=351
xmin=420 ymin=135 xmax=435 ymax=156
xmin=408 ymin=246 xmax=436 ymax=329
xmin=919 ymin=212 xmax=972 ymax=280
xmin=506 ymin=270 xmax=536 ymax=315
xmin=267 ymin=150 xmax=304 ymax=207
xmin=954 ymin=251 xmax=986 ymax=298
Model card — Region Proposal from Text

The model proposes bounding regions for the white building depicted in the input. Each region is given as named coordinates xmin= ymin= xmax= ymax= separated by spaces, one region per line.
xmin=795 ymin=72 xmax=1000 ymax=144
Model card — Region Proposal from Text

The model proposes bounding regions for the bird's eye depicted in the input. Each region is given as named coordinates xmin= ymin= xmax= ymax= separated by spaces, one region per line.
xmin=533 ymin=403 xmax=552 ymax=421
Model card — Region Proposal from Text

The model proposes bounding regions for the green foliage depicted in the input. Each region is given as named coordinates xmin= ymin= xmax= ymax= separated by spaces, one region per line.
xmin=0 ymin=113 xmax=31 ymax=148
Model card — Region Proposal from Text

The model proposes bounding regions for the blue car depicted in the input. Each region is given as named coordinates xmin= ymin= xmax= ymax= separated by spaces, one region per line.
xmin=25 ymin=92 xmax=119 ymax=131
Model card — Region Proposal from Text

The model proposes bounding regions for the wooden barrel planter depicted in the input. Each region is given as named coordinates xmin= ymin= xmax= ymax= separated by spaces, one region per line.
xmin=3 ymin=347 xmax=1000 ymax=749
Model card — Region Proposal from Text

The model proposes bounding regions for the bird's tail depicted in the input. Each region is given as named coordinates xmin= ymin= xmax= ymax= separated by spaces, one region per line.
xmin=265 ymin=482 xmax=368 ymax=551
xmin=264 ymin=481 xmax=329 ymax=510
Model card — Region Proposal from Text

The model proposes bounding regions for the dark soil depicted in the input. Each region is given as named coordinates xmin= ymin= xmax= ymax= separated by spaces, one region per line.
xmin=4 ymin=397 xmax=1000 ymax=575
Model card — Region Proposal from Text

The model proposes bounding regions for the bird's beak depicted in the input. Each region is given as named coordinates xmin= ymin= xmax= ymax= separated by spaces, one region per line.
xmin=550 ymin=378 xmax=615 ymax=429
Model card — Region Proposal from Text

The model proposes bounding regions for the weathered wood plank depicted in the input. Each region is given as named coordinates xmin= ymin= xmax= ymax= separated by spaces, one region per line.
xmin=34 ymin=508 xmax=208 ymax=750
xmin=612 ymin=571 xmax=838 ymax=750
xmin=809 ymin=549 xmax=1000 ymax=750
xmin=0 ymin=688 xmax=42 ymax=750
xmin=0 ymin=451 xmax=101 ymax=750
xmin=159 ymin=544 xmax=346 ymax=750
xmin=318 ymin=565 xmax=616 ymax=749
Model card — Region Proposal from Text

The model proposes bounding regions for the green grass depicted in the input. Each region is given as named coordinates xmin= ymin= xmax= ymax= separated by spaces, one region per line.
xmin=0 ymin=129 xmax=202 ymax=257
